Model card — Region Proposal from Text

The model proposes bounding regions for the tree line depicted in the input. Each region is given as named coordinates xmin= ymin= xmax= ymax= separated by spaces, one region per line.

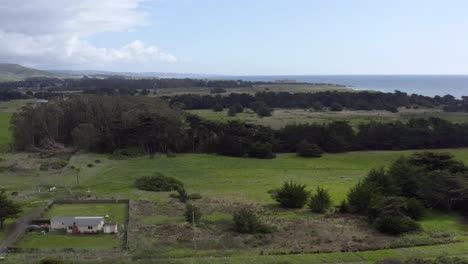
xmin=10 ymin=95 xmax=468 ymax=158
xmin=168 ymin=91 xmax=468 ymax=112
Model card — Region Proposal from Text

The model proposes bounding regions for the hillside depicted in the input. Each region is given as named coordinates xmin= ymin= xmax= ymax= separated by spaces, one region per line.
xmin=0 ymin=63 xmax=62 ymax=82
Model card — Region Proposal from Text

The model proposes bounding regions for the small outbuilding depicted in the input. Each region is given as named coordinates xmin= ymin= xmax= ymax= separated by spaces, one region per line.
xmin=103 ymin=222 xmax=118 ymax=234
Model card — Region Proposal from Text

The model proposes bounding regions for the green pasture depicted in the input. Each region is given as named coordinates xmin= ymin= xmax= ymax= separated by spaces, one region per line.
xmin=188 ymin=108 xmax=468 ymax=129
xmin=67 ymin=149 xmax=468 ymax=206
xmin=45 ymin=204 xmax=128 ymax=224
xmin=154 ymin=83 xmax=353 ymax=96
xmin=18 ymin=232 xmax=122 ymax=249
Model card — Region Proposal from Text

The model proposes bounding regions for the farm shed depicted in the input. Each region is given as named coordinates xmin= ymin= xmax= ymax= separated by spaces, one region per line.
xmin=50 ymin=217 xmax=104 ymax=234
xmin=103 ymin=223 xmax=118 ymax=234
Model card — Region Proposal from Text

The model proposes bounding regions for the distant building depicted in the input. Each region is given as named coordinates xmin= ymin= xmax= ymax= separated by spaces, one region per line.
xmin=50 ymin=216 xmax=115 ymax=234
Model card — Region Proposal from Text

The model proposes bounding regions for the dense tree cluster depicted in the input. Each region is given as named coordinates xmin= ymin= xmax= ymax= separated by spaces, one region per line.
xmin=10 ymin=95 xmax=468 ymax=157
xmin=277 ymin=118 xmax=468 ymax=153
xmin=345 ymin=152 xmax=468 ymax=234
xmin=168 ymin=91 xmax=468 ymax=112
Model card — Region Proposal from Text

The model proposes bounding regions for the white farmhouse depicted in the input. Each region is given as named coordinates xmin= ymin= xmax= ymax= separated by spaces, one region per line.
xmin=51 ymin=217 xmax=105 ymax=234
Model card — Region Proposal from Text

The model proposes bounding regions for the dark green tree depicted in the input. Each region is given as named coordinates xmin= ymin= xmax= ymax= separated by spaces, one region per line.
xmin=0 ymin=190 xmax=21 ymax=230
xmin=309 ymin=187 xmax=332 ymax=213
xmin=270 ymin=181 xmax=310 ymax=208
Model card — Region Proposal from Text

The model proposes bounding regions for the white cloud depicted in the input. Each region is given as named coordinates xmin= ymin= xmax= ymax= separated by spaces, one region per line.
xmin=0 ymin=0 xmax=177 ymax=69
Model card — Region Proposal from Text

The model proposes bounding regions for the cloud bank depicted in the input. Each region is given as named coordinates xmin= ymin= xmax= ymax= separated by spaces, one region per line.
xmin=0 ymin=0 xmax=177 ymax=68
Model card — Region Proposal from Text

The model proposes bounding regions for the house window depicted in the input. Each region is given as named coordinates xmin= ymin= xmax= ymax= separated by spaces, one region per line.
xmin=68 ymin=226 xmax=72 ymax=230
xmin=88 ymin=226 xmax=93 ymax=230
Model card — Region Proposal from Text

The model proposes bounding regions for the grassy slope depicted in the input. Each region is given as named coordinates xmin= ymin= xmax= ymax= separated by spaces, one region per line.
xmin=188 ymin=108 xmax=468 ymax=129
xmin=0 ymin=63 xmax=61 ymax=82
xmin=65 ymin=149 xmax=468 ymax=205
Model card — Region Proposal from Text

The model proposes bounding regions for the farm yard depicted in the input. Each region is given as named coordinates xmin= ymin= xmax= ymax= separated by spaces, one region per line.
xmin=17 ymin=203 xmax=128 ymax=249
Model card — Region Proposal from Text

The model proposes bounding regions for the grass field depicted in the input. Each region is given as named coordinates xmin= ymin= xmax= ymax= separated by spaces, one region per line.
xmin=154 ymin=83 xmax=355 ymax=96
xmin=18 ymin=232 xmax=123 ymax=249
xmin=45 ymin=204 xmax=128 ymax=225
xmin=188 ymin=108 xmax=468 ymax=129
xmin=0 ymin=99 xmax=33 ymax=151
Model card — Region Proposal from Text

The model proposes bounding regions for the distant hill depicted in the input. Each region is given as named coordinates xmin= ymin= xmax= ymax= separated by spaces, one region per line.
xmin=0 ymin=63 xmax=62 ymax=82
xmin=50 ymin=69 xmax=225 ymax=79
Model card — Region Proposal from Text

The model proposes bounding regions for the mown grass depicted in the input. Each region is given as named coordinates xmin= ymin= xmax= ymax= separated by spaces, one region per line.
xmin=18 ymin=232 xmax=123 ymax=249
xmin=45 ymin=204 xmax=129 ymax=225
xmin=188 ymin=108 xmax=468 ymax=129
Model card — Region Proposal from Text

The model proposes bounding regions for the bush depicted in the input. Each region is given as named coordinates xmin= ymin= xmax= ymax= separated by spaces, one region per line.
xmin=135 ymin=173 xmax=184 ymax=192
xmin=87 ymin=163 xmax=94 ymax=168
xmin=184 ymin=204 xmax=202 ymax=225
xmin=233 ymin=208 xmax=268 ymax=234
xmin=347 ymin=180 xmax=375 ymax=214
xmin=39 ymin=258 xmax=65 ymax=264
xmin=405 ymin=198 xmax=425 ymax=220
xmin=339 ymin=199 xmax=349 ymax=213
xmin=39 ymin=162 xmax=49 ymax=171
xmin=228 ymin=107 xmax=237 ymax=117
xmin=297 ymin=141 xmax=323 ymax=158
xmin=309 ymin=187 xmax=332 ymax=213
xmin=49 ymin=160 xmax=68 ymax=170
xmin=177 ymin=188 xmax=189 ymax=203
xmin=373 ymin=214 xmax=420 ymax=235
xmin=111 ymin=147 xmax=145 ymax=159
xmin=212 ymin=103 xmax=224 ymax=112
xmin=248 ymin=142 xmax=275 ymax=159
xmin=232 ymin=103 xmax=244 ymax=113
xmin=94 ymin=159 xmax=101 ymax=163
xmin=330 ymin=103 xmax=343 ymax=111
xmin=270 ymin=181 xmax=309 ymax=208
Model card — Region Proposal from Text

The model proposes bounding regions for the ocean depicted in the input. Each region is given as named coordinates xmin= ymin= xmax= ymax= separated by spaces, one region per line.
xmin=229 ymin=75 xmax=468 ymax=98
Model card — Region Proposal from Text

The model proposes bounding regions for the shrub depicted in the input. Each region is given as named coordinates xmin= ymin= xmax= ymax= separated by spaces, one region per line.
xmin=188 ymin=194 xmax=202 ymax=200
xmin=111 ymin=147 xmax=145 ymax=159
xmin=94 ymin=159 xmax=101 ymax=163
xmin=49 ymin=160 xmax=68 ymax=170
xmin=228 ymin=107 xmax=237 ymax=117
xmin=177 ymin=188 xmax=189 ymax=203
xmin=309 ymin=187 xmax=332 ymax=213
xmin=347 ymin=180 xmax=375 ymax=214
xmin=373 ymin=213 xmax=421 ymax=235
xmin=248 ymin=142 xmax=275 ymax=159
xmin=233 ymin=208 xmax=268 ymax=234
xmin=39 ymin=162 xmax=49 ymax=171
xmin=135 ymin=173 xmax=184 ymax=192
xmin=339 ymin=199 xmax=349 ymax=213
xmin=405 ymin=198 xmax=425 ymax=220
xmin=39 ymin=258 xmax=65 ymax=264
xmin=232 ymin=103 xmax=244 ymax=113
xmin=212 ymin=103 xmax=224 ymax=112
xmin=184 ymin=204 xmax=202 ymax=225
xmin=87 ymin=163 xmax=94 ymax=168
xmin=297 ymin=141 xmax=323 ymax=158
xmin=330 ymin=103 xmax=343 ymax=111
xmin=270 ymin=181 xmax=309 ymax=208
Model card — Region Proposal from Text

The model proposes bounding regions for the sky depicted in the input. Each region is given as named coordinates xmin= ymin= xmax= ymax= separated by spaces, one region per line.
xmin=1 ymin=0 xmax=468 ymax=75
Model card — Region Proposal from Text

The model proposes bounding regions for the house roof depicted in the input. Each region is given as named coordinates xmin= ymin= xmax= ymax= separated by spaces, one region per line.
xmin=51 ymin=216 xmax=104 ymax=226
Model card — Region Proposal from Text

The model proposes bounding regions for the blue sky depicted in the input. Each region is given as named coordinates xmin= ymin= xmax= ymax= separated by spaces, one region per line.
xmin=2 ymin=0 xmax=468 ymax=74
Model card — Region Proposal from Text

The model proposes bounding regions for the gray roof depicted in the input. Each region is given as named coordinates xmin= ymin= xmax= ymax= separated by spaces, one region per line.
xmin=51 ymin=217 xmax=104 ymax=226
